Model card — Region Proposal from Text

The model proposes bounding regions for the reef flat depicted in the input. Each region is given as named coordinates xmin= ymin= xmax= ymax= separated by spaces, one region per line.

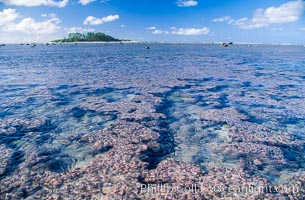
xmin=0 ymin=44 xmax=304 ymax=199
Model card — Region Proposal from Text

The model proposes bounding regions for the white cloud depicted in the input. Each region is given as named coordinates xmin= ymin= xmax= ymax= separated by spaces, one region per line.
xmin=83 ymin=14 xmax=119 ymax=25
xmin=177 ymin=0 xmax=198 ymax=7
xmin=300 ymin=27 xmax=305 ymax=31
xmin=172 ymin=27 xmax=210 ymax=35
xmin=0 ymin=8 xmax=61 ymax=42
xmin=65 ymin=27 xmax=95 ymax=33
xmin=152 ymin=29 xmax=169 ymax=34
xmin=0 ymin=8 xmax=19 ymax=26
xmin=152 ymin=29 xmax=162 ymax=34
xmin=146 ymin=26 xmax=156 ymax=30
xmin=79 ymin=0 xmax=95 ymax=5
xmin=146 ymin=26 xmax=169 ymax=34
xmin=212 ymin=16 xmax=231 ymax=22
xmin=230 ymin=0 xmax=305 ymax=29
xmin=41 ymin=13 xmax=57 ymax=18
xmin=147 ymin=26 xmax=210 ymax=35
xmin=79 ymin=0 xmax=110 ymax=5
xmin=120 ymin=24 xmax=125 ymax=28
xmin=0 ymin=0 xmax=68 ymax=7
xmin=5 ymin=17 xmax=60 ymax=34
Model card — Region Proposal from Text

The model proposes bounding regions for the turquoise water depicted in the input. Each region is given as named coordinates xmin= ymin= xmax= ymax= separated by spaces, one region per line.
xmin=0 ymin=43 xmax=305 ymax=193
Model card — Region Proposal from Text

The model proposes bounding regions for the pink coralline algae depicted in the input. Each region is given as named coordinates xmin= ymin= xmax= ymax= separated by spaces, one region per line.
xmin=1 ymin=44 xmax=305 ymax=199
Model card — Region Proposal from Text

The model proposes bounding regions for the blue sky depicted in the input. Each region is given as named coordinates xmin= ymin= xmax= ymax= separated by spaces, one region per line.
xmin=0 ymin=0 xmax=304 ymax=43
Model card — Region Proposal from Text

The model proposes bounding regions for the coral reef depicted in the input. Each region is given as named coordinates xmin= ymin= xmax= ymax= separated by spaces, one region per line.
xmin=1 ymin=44 xmax=305 ymax=199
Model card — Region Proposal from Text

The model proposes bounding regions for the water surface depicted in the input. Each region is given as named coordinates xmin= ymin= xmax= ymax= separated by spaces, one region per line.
xmin=0 ymin=43 xmax=305 ymax=198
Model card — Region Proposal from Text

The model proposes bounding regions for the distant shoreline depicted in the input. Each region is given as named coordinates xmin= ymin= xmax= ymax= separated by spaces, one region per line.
xmin=1 ymin=42 xmax=305 ymax=46
xmin=54 ymin=41 xmax=137 ymax=44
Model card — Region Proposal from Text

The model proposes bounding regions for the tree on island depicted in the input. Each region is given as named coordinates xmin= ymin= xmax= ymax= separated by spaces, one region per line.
xmin=52 ymin=32 xmax=129 ymax=43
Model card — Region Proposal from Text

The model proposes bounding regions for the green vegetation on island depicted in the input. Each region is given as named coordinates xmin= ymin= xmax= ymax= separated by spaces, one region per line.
xmin=52 ymin=32 xmax=129 ymax=43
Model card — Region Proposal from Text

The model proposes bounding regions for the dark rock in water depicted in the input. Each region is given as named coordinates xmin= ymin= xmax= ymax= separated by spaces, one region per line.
xmin=221 ymin=43 xmax=229 ymax=47
xmin=0 ymin=44 xmax=5 ymax=47
xmin=145 ymin=46 xmax=150 ymax=49
xmin=221 ymin=42 xmax=233 ymax=47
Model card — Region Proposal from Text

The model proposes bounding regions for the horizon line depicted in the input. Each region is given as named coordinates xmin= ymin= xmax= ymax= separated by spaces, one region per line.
xmin=1 ymin=41 xmax=305 ymax=46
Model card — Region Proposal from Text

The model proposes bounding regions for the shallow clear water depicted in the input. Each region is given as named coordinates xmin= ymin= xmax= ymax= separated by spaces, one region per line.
xmin=1 ymin=43 xmax=305 ymax=184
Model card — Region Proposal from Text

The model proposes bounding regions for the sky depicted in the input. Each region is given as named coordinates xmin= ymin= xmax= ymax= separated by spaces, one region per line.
xmin=0 ymin=0 xmax=305 ymax=44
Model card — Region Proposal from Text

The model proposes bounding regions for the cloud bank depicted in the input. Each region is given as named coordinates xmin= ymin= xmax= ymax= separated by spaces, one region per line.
xmin=0 ymin=0 xmax=68 ymax=7
xmin=0 ymin=8 xmax=60 ymax=34
xmin=229 ymin=0 xmax=304 ymax=29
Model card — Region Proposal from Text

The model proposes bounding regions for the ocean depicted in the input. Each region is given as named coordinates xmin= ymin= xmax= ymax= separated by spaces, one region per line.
xmin=0 ymin=43 xmax=304 ymax=199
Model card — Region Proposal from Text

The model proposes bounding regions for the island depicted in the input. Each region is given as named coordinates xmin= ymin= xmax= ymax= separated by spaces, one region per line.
xmin=52 ymin=32 xmax=129 ymax=43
